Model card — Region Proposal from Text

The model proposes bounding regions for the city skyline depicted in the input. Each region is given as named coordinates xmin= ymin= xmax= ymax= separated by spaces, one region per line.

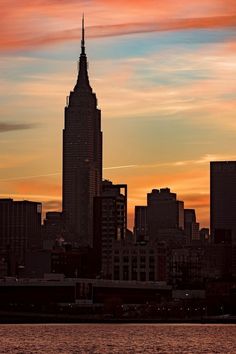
xmin=1 ymin=1 xmax=236 ymax=228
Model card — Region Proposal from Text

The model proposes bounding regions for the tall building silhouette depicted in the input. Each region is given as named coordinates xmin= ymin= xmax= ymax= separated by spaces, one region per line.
xmin=63 ymin=17 xmax=102 ymax=246
xmin=210 ymin=161 xmax=236 ymax=243
xmin=93 ymin=180 xmax=127 ymax=279
xmin=147 ymin=188 xmax=184 ymax=241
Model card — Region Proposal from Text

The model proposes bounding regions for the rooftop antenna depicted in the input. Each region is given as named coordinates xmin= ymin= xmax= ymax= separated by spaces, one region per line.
xmin=81 ymin=13 xmax=85 ymax=55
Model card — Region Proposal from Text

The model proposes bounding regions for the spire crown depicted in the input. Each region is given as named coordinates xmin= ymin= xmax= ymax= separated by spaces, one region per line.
xmin=81 ymin=14 xmax=85 ymax=55
xmin=74 ymin=14 xmax=92 ymax=93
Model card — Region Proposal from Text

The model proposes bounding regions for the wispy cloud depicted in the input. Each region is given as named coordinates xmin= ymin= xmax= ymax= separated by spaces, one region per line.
xmin=1 ymin=153 xmax=233 ymax=181
xmin=0 ymin=172 xmax=60 ymax=182
xmin=0 ymin=122 xmax=34 ymax=133
xmin=1 ymin=0 xmax=236 ymax=51
xmin=106 ymin=154 xmax=236 ymax=171
xmin=94 ymin=42 xmax=236 ymax=131
xmin=103 ymin=164 xmax=138 ymax=170
xmin=64 ymin=15 xmax=236 ymax=40
xmin=2 ymin=16 xmax=236 ymax=52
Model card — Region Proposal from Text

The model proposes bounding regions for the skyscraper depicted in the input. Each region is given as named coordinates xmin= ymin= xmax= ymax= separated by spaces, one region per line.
xmin=210 ymin=161 xmax=236 ymax=243
xmin=63 ymin=17 xmax=102 ymax=246
xmin=147 ymin=188 xmax=184 ymax=241
xmin=93 ymin=180 xmax=127 ymax=279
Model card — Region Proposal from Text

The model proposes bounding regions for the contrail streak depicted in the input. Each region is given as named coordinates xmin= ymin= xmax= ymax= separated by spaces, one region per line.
xmin=0 ymin=172 xmax=61 ymax=182
xmin=1 ymin=154 xmax=231 ymax=182
xmin=103 ymin=165 xmax=138 ymax=170
xmin=0 ymin=165 xmax=138 ymax=181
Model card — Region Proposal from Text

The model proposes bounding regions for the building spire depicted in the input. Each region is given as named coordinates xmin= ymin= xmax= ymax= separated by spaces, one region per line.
xmin=74 ymin=13 xmax=92 ymax=92
xmin=81 ymin=14 xmax=85 ymax=55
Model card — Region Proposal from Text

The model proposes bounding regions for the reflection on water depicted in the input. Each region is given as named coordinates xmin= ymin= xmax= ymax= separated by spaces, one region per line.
xmin=0 ymin=324 xmax=235 ymax=353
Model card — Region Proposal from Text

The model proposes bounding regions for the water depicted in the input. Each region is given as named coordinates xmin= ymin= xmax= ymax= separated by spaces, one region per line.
xmin=0 ymin=324 xmax=235 ymax=353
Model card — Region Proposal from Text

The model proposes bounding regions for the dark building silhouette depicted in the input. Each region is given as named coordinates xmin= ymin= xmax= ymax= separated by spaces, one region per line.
xmin=42 ymin=212 xmax=64 ymax=246
xmin=93 ymin=180 xmax=127 ymax=279
xmin=204 ymin=244 xmax=234 ymax=280
xmin=63 ymin=17 xmax=102 ymax=246
xmin=210 ymin=161 xmax=236 ymax=278
xmin=108 ymin=187 xmax=191 ymax=283
xmin=171 ymin=246 xmax=204 ymax=288
xmin=184 ymin=209 xmax=200 ymax=244
xmin=112 ymin=239 xmax=167 ymax=282
xmin=147 ymin=188 xmax=184 ymax=242
xmin=210 ymin=161 xmax=236 ymax=243
xmin=24 ymin=249 xmax=51 ymax=278
xmin=51 ymin=246 xmax=96 ymax=278
xmin=0 ymin=199 xmax=42 ymax=275
xmin=214 ymin=229 xmax=232 ymax=244
xmin=199 ymin=228 xmax=210 ymax=244
xmin=133 ymin=188 xmax=186 ymax=246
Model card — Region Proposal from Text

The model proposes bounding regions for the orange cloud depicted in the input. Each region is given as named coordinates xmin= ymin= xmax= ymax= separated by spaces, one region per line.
xmin=1 ymin=0 xmax=236 ymax=51
xmin=12 ymin=178 xmax=61 ymax=197
xmin=2 ymin=16 xmax=236 ymax=52
xmin=96 ymin=42 xmax=236 ymax=130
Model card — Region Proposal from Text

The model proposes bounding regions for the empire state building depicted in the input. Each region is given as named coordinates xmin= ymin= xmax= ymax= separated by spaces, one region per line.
xmin=63 ymin=17 xmax=102 ymax=246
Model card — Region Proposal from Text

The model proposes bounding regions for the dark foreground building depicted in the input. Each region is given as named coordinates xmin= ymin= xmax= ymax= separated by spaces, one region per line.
xmin=93 ymin=180 xmax=127 ymax=279
xmin=0 ymin=277 xmax=235 ymax=320
xmin=0 ymin=199 xmax=42 ymax=275
xmin=210 ymin=161 xmax=236 ymax=277
xmin=0 ymin=277 xmax=171 ymax=309
xmin=63 ymin=17 xmax=102 ymax=246
xmin=210 ymin=161 xmax=236 ymax=243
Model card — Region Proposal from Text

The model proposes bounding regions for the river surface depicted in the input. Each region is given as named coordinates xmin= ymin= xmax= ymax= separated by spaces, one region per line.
xmin=0 ymin=324 xmax=235 ymax=353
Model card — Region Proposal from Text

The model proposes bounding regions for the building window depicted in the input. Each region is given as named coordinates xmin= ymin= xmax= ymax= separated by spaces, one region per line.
xmin=140 ymin=272 xmax=146 ymax=281
xmin=140 ymin=256 xmax=146 ymax=264
xmin=149 ymin=256 xmax=154 ymax=264
xmin=123 ymin=266 xmax=129 ymax=281
xmin=114 ymin=266 xmax=119 ymax=280
xmin=149 ymin=272 xmax=155 ymax=281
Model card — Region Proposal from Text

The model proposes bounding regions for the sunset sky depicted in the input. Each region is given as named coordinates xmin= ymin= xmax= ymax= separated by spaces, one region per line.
xmin=1 ymin=0 xmax=236 ymax=228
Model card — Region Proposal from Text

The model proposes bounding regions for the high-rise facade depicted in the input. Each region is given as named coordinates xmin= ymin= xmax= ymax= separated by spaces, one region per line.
xmin=63 ymin=18 xmax=102 ymax=246
xmin=210 ymin=161 xmax=236 ymax=243
xmin=93 ymin=180 xmax=127 ymax=279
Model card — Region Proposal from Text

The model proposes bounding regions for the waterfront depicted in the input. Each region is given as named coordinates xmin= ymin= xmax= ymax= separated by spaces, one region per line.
xmin=0 ymin=324 xmax=235 ymax=353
